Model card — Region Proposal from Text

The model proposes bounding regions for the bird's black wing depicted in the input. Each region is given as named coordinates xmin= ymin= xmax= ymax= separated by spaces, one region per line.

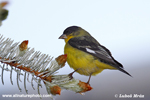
xmin=68 ymin=36 xmax=131 ymax=76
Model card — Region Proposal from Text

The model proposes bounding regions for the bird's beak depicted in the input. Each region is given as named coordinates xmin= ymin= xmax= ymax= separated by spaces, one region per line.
xmin=58 ymin=34 xmax=67 ymax=39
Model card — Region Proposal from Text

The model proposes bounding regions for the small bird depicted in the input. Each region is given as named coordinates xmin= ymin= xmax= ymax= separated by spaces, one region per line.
xmin=59 ymin=26 xmax=131 ymax=84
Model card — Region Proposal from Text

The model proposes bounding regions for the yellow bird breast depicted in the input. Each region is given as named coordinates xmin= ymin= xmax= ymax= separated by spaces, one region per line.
xmin=64 ymin=43 xmax=105 ymax=76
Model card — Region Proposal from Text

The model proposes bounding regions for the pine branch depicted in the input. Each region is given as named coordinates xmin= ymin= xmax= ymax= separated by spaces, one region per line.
xmin=0 ymin=34 xmax=92 ymax=99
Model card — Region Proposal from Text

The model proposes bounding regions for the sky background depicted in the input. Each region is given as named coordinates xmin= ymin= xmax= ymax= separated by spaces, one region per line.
xmin=0 ymin=0 xmax=150 ymax=100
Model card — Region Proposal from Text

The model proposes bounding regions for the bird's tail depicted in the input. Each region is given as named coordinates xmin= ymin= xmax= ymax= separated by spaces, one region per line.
xmin=117 ymin=67 xmax=132 ymax=77
xmin=112 ymin=59 xmax=132 ymax=77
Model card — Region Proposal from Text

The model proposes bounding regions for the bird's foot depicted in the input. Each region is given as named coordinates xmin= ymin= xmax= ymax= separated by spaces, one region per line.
xmin=86 ymin=74 xmax=92 ymax=85
xmin=68 ymin=69 xmax=79 ymax=80
xmin=86 ymin=80 xmax=91 ymax=86
xmin=68 ymin=72 xmax=74 ymax=80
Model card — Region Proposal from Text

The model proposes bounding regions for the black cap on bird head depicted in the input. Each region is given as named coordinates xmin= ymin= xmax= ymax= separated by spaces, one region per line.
xmin=63 ymin=26 xmax=80 ymax=35
xmin=59 ymin=26 xmax=80 ymax=39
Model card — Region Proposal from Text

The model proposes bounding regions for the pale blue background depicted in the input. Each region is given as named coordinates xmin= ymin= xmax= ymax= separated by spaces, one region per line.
xmin=0 ymin=0 xmax=150 ymax=100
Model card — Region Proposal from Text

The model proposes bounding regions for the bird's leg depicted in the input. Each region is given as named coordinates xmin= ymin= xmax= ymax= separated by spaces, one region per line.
xmin=87 ymin=74 xmax=92 ymax=85
xmin=68 ymin=69 xmax=79 ymax=80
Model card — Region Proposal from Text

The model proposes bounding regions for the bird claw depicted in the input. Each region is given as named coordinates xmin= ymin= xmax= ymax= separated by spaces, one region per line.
xmin=68 ymin=69 xmax=79 ymax=80
xmin=86 ymin=82 xmax=91 ymax=86
xmin=68 ymin=73 xmax=73 ymax=80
